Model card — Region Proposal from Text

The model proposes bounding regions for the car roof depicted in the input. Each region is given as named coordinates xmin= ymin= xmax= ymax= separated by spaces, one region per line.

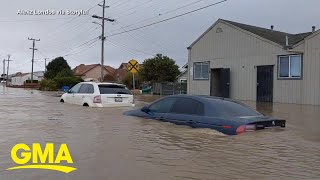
xmin=163 ymin=94 xmax=235 ymax=103
xmin=80 ymin=82 xmax=126 ymax=86
xmin=162 ymin=94 xmax=259 ymax=113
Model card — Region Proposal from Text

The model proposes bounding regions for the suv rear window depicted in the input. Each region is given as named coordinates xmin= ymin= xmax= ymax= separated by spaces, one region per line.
xmin=98 ymin=85 xmax=132 ymax=94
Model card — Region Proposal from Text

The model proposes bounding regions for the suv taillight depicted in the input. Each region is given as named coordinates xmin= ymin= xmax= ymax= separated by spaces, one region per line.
xmin=93 ymin=95 xmax=101 ymax=103
xmin=236 ymin=125 xmax=256 ymax=134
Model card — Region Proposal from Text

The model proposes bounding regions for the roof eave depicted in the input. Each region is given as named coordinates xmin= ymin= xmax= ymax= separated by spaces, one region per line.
xmin=187 ymin=18 xmax=223 ymax=49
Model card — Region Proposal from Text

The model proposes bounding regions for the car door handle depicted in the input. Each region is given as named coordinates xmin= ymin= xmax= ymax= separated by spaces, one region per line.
xmin=82 ymin=95 xmax=85 ymax=98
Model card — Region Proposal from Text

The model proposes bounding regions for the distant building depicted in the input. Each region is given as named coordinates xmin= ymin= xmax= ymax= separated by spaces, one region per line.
xmin=114 ymin=63 xmax=129 ymax=83
xmin=73 ymin=64 xmax=115 ymax=82
xmin=177 ymin=64 xmax=188 ymax=83
xmin=187 ymin=19 xmax=320 ymax=105
xmin=118 ymin=63 xmax=128 ymax=70
xmin=11 ymin=73 xmax=39 ymax=86
xmin=33 ymin=71 xmax=45 ymax=81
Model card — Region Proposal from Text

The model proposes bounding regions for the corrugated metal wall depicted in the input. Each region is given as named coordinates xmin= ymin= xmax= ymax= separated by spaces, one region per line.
xmin=188 ymin=21 xmax=320 ymax=105
xmin=301 ymin=32 xmax=320 ymax=105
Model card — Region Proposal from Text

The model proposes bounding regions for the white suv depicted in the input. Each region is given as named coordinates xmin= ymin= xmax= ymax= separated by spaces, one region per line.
xmin=60 ymin=82 xmax=134 ymax=107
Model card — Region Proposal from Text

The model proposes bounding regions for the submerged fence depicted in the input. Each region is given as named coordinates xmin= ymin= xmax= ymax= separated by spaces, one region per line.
xmin=152 ymin=82 xmax=187 ymax=95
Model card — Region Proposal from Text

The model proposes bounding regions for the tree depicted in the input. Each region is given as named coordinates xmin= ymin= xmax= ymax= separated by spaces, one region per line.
xmin=44 ymin=57 xmax=73 ymax=79
xmin=140 ymin=54 xmax=180 ymax=82
xmin=122 ymin=73 xmax=141 ymax=89
xmin=103 ymin=73 xmax=116 ymax=82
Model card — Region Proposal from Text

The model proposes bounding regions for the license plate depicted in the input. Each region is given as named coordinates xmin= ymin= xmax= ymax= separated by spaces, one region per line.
xmin=115 ymin=97 xmax=123 ymax=102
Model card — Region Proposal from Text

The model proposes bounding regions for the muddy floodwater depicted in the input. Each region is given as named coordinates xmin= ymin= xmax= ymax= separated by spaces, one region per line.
xmin=0 ymin=86 xmax=320 ymax=180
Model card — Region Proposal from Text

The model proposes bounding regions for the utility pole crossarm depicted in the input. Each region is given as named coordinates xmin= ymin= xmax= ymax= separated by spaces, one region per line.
xmin=92 ymin=15 xmax=115 ymax=22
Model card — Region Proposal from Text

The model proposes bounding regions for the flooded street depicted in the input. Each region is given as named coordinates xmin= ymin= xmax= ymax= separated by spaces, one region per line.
xmin=0 ymin=86 xmax=320 ymax=180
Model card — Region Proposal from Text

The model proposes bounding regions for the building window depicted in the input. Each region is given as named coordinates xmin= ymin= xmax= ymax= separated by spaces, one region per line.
xmin=194 ymin=62 xmax=209 ymax=80
xmin=278 ymin=55 xmax=302 ymax=79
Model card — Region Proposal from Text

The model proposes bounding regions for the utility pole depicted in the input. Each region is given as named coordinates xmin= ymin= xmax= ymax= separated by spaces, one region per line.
xmin=4 ymin=55 xmax=12 ymax=86
xmin=2 ymin=59 xmax=5 ymax=81
xmin=28 ymin=37 xmax=40 ymax=83
xmin=92 ymin=0 xmax=115 ymax=82
xmin=44 ymin=58 xmax=48 ymax=73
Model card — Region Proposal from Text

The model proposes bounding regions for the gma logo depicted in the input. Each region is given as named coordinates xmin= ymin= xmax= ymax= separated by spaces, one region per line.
xmin=7 ymin=143 xmax=76 ymax=173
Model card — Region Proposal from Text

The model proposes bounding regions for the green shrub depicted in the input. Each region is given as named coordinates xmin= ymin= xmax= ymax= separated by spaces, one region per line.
xmin=40 ymin=79 xmax=57 ymax=91
xmin=53 ymin=76 xmax=82 ymax=89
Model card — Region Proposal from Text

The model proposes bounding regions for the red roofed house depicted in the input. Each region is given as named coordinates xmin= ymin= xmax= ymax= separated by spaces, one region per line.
xmin=73 ymin=64 xmax=115 ymax=82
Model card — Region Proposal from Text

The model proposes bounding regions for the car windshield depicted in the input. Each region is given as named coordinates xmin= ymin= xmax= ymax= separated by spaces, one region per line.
xmin=207 ymin=99 xmax=262 ymax=117
xmin=98 ymin=84 xmax=132 ymax=95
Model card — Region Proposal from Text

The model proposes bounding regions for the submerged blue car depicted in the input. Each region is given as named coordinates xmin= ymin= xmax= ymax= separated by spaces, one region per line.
xmin=123 ymin=95 xmax=286 ymax=135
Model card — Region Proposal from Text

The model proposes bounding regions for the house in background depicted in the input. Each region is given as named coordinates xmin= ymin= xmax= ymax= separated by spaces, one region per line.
xmin=177 ymin=64 xmax=188 ymax=83
xmin=11 ymin=73 xmax=39 ymax=86
xmin=73 ymin=64 xmax=115 ymax=82
xmin=114 ymin=63 xmax=129 ymax=83
xmin=118 ymin=63 xmax=128 ymax=70
xmin=33 ymin=71 xmax=45 ymax=81
xmin=187 ymin=19 xmax=320 ymax=105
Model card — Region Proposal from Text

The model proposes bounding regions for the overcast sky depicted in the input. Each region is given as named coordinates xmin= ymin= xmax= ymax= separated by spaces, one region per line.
xmin=0 ymin=0 xmax=319 ymax=74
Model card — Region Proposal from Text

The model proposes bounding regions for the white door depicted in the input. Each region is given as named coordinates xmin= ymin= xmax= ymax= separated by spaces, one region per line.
xmin=74 ymin=84 xmax=88 ymax=105
xmin=66 ymin=84 xmax=81 ymax=104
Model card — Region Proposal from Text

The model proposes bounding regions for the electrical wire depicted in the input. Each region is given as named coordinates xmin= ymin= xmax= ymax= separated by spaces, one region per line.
xmin=107 ymin=0 xmax=227 ymax=37
xmin=109 ymin=0 xmax=205 ymax=32
xmin=107 ymin=39 xmax=153 ymax=56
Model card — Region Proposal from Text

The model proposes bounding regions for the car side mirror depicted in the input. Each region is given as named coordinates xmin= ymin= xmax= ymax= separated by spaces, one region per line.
xmin=141 ymin=106 xmax=150 ymax=113
xmin=68 ymin=90 xmax=74 ymax=94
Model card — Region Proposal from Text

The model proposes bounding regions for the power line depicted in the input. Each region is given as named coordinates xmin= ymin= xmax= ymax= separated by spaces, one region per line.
xmin=107 ymin=0 xmax=227 ymax=37
xmin=0 ymin=17 xmax=77 ymax=23
xmin=40 ymin=0 xmax=102 ymax=40
xmin=113 ymin=0 xmax=153 ymax=19
xmin=115 ymin=21 xmax=185 ymax=57
xmin=56 ymin=36 xmax=100 ymax=57
xmin=109 ymin=0 xmax=206 ymax=32
xmin=107 ymin=39 xmax=153 ymax=56
xmin=64 ymin=39 xmax=99 ymax=57
xmin=43 ymin=23 xmax=99 ymax=51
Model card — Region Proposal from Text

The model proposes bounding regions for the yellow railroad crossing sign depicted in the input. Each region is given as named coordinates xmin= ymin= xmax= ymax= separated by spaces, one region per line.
xmin=127 ymin=59 xmax=139 ymax=74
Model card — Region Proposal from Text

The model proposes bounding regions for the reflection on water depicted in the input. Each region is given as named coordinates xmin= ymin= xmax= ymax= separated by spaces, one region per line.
xmin=256 ymin=102 xmax=274 ymax=115
xmin=0 ymin=86 xmax=319 ymax=180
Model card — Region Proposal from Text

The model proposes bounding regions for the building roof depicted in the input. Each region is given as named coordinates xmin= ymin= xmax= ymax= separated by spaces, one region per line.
xmin=189 ymin=19 xmax=313 ymax=48
xmin=73 ymin=64 xmax=115 ymax=76
xmin=118 ymin=63 xmax=128 ymax=70
xmin=13 ymin=73 xmax=38 ymax=77
xmin=182 ymin=63 xmax=188 ymax=69
xmin=114 ymin=68 xmax=128 ymax=81
xmin=104 ymin=65 xmax=115 ymax=74
xmin=176 ymin=69 xmax=187 ymax=79
xmin=223 ymin=20 xmax=312 ymax=47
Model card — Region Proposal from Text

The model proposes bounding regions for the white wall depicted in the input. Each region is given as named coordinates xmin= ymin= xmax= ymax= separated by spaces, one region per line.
xmin=12 ymin=74 xmax=39 ymax=86
xmin=188 ymin=20 xmax=320 ymax=105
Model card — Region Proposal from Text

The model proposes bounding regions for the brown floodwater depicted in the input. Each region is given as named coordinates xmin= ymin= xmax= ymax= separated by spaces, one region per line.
xmin=0 ymin=86 xmax=319 ymax=180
